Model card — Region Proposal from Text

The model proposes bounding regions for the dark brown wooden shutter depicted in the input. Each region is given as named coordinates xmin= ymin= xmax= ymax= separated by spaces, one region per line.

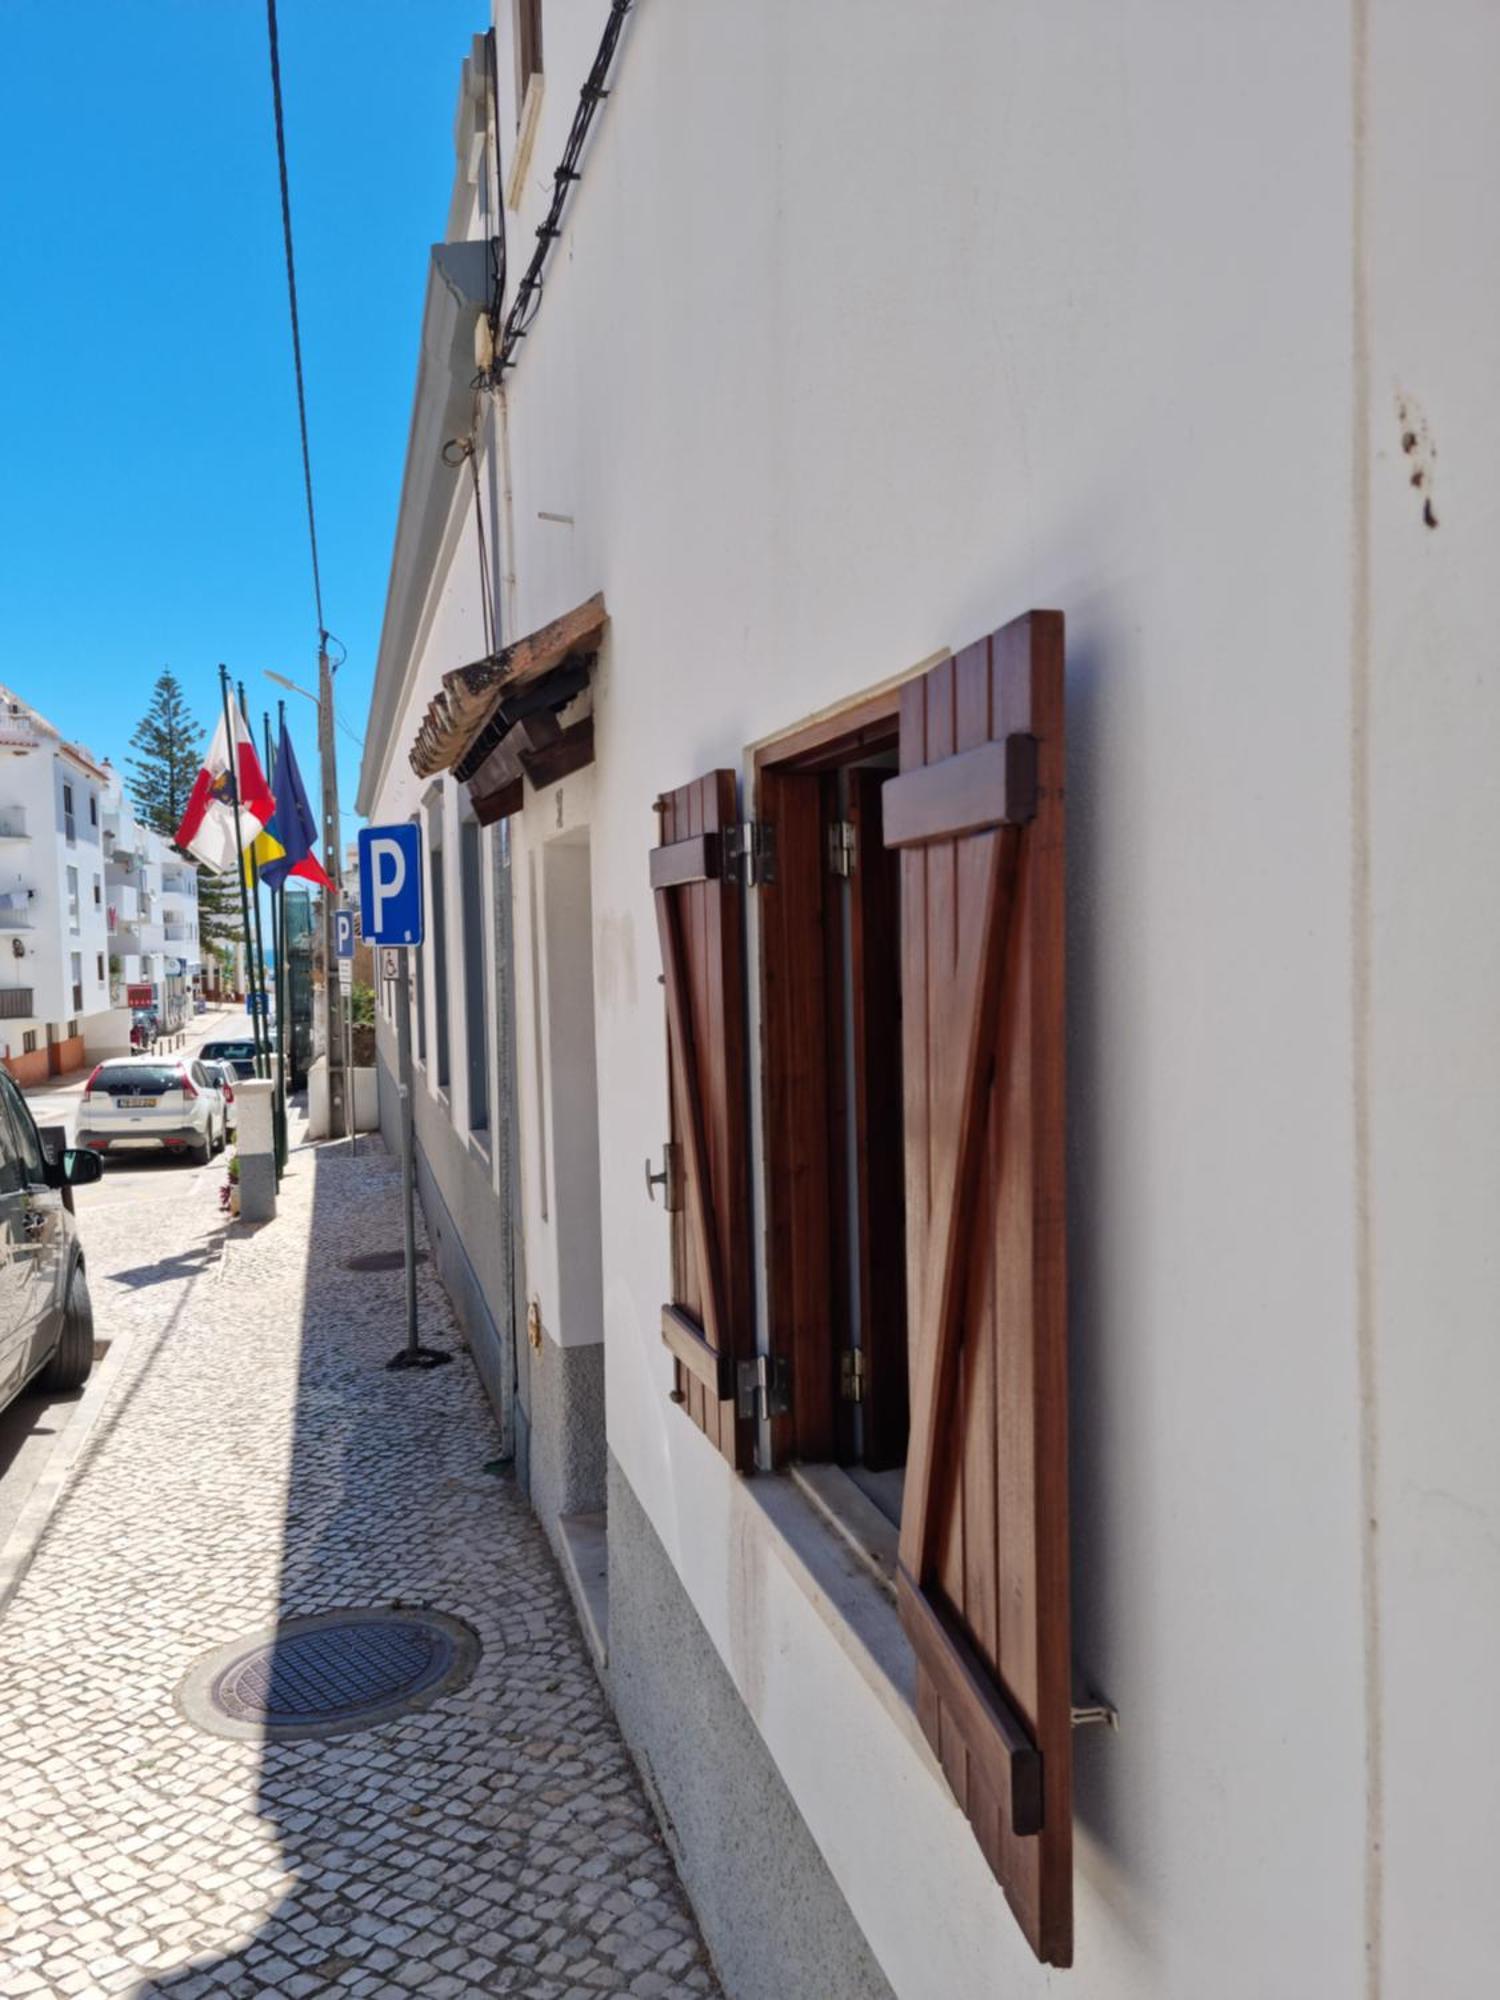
xmin=650 ymin=771 xmax=756 ymax=1470
xmin=884 ymin=612 xmax=1072 ymax=1966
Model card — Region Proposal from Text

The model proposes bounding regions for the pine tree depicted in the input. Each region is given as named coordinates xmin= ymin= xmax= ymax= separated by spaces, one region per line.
xmin=127 ymin=669 xmax=198 ymax=832
xmin=126 ymin=670 xmax=242 ymax=952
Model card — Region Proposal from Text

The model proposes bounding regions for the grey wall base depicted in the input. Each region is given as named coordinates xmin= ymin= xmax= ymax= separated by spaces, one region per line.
xmin=606 ymin=1456 xmax=896 ymax=2000
xmin=527 ymin=1329 xmax=605 ymax=1540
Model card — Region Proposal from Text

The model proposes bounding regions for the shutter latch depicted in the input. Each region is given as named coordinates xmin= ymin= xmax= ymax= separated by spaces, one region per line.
xmin=827 ymin=820 xmax=857 ymax=878
xmin=736 ymin=1352 xmax=791 ymax=1421
xmin=839 ymin=1347 xmax=864 ymax=1401
xmin=723 ymin=821 xmax=776 ymax=886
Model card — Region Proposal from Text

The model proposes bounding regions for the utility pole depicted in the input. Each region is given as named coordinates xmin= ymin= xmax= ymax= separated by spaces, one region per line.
xmin=319 ymin=642 xmax=347 ymax=1140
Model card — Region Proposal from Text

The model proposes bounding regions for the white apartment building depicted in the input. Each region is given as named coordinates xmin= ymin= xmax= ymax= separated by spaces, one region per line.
xmin=102 ymin=770 xmax=202 ymax=1031
xmin=0 ymin=690 xmax=204 ymax=1085
xmin=359 ymin=11 xmax=1500 ymax=2000
xmin=0 ymin=689 xmax=115 ymax=1084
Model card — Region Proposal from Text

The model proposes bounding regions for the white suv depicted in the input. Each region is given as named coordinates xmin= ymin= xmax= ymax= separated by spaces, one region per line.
xmin=77 ymin=1056 xmax=228 ymax=1165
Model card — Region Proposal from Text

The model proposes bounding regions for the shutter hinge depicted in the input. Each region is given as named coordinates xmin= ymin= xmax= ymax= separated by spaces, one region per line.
xmin=736 ymin=1352 xmax=791 ymax=1422
xmin=827 ymin=820 xmax=857 ymax=877
xmin=723 ymin=821 xmax=776 ymax=886
xmin=839 ymin=1346 xmax=864 ymax=1402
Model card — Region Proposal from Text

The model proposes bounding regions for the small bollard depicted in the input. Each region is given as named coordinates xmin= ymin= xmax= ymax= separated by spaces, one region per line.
xmin=235 ymin=1078 xmax=277 ymax=1224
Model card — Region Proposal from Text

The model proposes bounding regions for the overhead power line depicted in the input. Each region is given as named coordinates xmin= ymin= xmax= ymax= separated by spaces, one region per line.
xmin=265 ymin=0 xmax=328 ymax=647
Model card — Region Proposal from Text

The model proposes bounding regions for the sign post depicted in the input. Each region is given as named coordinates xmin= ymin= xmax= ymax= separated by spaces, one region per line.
xmin=358 ymin=825 xmax=449 ymax=1372
xmin=335 ymin=908 xmax=356 ymax=1158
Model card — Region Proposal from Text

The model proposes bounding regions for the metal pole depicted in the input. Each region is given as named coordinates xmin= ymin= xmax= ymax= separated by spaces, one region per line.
xmin=318 ymin=645 xmax=346 ymax=1140
xmin=275 ymin=699 xmax=292 ymax=1104
xmin=262 ymin=710 xmax=287 ymax=1177
xmin=237 ymin=683 xmax=273 ymax=1081
xmin=387 ymin=952 xmax=449 ymax=1371
xmin=344 ymin=974 xmax=355 ymax=1156
xmin=217 ymin=667 xmax=259 ymax=1060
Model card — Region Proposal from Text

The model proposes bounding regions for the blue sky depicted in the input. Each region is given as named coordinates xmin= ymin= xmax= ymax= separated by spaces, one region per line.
xmin=0 ymin=0 xmax=482 ymax=842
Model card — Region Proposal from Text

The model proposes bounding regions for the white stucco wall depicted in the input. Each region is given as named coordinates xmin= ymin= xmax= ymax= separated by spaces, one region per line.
xmin=362 ymin=3 xmax=1500 ymax=1994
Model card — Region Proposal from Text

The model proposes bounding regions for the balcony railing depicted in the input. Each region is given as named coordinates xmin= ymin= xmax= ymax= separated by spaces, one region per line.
xmin=0 ymin=988 xmax=34 ymax=1019
xmin=0 ymin=893 xmax=35 ymax=930
xmin=0 ymin=808 xmax=28 ymax=840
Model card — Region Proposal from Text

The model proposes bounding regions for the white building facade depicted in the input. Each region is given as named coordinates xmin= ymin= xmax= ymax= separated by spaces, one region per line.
xmin=359 ymin=9 xmax=1500 ymax=1998
xmin=0 ymin=689 xmax=116 ymax=1083
xmin=102 ymin=770 xmax=202 ymax=1033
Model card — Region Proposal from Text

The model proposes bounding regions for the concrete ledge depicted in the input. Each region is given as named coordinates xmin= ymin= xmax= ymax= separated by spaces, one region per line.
xmin=556 ymin=1509 xmax=608 ymax=1670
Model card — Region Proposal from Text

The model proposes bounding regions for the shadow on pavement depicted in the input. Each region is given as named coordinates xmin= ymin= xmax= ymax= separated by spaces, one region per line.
xmin=140 ymin=1135 xmax=715 ymax=2000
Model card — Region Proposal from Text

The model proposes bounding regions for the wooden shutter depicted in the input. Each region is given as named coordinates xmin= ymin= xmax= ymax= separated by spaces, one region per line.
xmin=883 ymin=612 xmax=1072 ymax=1966
xmin=650 ymin=771 xmax=756 ymax=1470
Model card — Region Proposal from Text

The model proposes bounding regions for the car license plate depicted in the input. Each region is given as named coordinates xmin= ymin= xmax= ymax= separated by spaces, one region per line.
xmin=120 ymin=1096 xmax=158 ymax=1108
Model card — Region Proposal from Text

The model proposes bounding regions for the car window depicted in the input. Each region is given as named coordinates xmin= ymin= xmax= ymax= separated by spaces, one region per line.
xmin=92 ymin=1064 xmax=183 ymax=1096
xmin=0 ymin=1079 xmax=48 ymax=1184
xmin=0 ymin=1079 xmax=30 ymax=1195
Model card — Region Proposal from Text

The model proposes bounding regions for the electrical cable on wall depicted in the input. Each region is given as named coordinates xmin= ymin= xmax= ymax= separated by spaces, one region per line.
xmin=495 ymin=0 xmax=634 ymax=379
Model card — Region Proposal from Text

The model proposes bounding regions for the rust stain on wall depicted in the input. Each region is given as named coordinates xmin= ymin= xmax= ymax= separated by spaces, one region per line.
xmin=1395 ymin=391 xmax=1439 ymax=529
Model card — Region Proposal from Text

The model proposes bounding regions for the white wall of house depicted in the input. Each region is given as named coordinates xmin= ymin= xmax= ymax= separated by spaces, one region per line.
xmin=0 ymin=695 xmax=111 ymax=1059
xmin=360 ymin=5 xmax=1500 ymax=1995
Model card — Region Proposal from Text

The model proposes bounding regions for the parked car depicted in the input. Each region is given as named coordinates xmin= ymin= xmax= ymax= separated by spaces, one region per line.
xmin=76 ymin=1056 xmax=229 ymax=1165
xmin=0 ymin=1070 xmax=101 ymax=1411
xmin=198 ymin=1038 xmax=260 ymax=1082
xmin=202 ymin=1059 xmax=239 ymax=1133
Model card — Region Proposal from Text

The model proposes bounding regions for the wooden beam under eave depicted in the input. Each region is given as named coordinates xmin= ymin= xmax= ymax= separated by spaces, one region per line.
xmin=410 ymin=592 xmax=609 ymax=780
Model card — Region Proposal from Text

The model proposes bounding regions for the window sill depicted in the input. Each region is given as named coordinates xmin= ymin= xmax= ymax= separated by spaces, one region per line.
xmin=744 ymin=1467 xmax=941 ymax=1788
xmin=467 ymin=1126 xmax=492 ymax=1168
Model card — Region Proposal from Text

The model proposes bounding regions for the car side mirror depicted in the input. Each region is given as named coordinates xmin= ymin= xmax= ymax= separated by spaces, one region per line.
xmin=63 ymin=1148 xmax=104 ymax=1187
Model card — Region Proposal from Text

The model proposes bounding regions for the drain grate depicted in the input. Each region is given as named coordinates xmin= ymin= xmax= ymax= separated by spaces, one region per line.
xmin=343 ymin=1249 xmax=429 ymax=1273
xmin=177 ymin=1608 xmax=479 ymax=1742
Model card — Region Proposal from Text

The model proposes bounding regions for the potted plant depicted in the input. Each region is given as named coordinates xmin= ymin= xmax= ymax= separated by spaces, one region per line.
xmin=221 ymin=1150 xmax=241 ymax=1218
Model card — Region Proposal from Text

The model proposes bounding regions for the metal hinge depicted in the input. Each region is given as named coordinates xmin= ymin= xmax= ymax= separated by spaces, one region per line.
xmin=722 ymin=821 xmax=776 ymax=886
xmin=839 ymin=1347 xmax=864 ymax=1402
xmin=828 ymin=820 xmax=857 ymax=878
xmin=736 ymin=1352 xmax=791 ymax=1422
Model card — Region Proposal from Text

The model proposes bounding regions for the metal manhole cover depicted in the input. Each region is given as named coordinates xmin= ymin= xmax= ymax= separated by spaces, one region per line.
xmin=176 ymin=1608 xmax=479 ymax=1742
xmin=343 ymin=1249 xmax=429 ymax=1272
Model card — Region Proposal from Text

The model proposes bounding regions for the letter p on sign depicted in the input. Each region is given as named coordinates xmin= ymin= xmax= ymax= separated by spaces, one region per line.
xmin=358 ymin=824 xmax=424 ymax=947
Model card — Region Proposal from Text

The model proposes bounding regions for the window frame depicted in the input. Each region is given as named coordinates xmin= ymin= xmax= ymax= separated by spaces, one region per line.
xmin=752 ymin=683 xmax=909 ymax=1472
xmin=513 ymin=0 xmax=543 ymax=116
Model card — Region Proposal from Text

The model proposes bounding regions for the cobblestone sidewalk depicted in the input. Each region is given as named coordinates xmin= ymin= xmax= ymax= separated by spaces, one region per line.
xmin=0 ymin=1125 xmax=720 ymax=1999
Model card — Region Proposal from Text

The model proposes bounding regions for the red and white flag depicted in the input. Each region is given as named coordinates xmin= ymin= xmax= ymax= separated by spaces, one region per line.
xmin=175 ymin=708 xmax=276 ymax=872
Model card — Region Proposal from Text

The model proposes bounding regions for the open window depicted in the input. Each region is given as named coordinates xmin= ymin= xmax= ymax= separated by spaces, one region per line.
xmin=646 ymin=614 xmax=1073 ymax=1965
xmin=758 ymin=614 xmax=1073 ymax=1965
xmin=755 ymin=688 xmax=910 ymax=1502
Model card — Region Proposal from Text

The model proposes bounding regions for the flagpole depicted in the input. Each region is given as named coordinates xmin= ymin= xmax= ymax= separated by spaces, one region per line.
xmin=217 ymin=666 xmax=262 ymax=1073
xmin=263 ymin=708 xmax=287 ymax=1177
xmin=238 ymin=681 xmax=273 ymax=1081
xmin=275 ymin=700 xmax=292 ymax=1110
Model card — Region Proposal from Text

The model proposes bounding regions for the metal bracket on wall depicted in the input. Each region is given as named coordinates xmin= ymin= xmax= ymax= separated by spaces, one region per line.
xmin=828 ymin=819 xmax=857 ymax=878
xmin=1070 ymin=1679 xmax=1119 ymax=1730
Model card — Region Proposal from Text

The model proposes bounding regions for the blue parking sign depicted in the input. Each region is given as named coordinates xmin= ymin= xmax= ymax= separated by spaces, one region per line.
xmin=358 ymin=824 xmax=424 ymax=946
xmin=334 ymin=907 xmax=355 ymax=959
